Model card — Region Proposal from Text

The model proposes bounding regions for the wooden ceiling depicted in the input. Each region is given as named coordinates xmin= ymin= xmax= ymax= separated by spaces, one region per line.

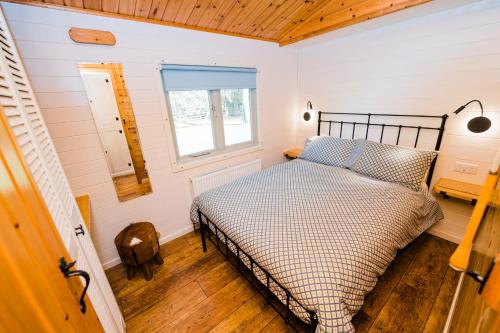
xmin=7 ymin=0 xmax=431 ymax=45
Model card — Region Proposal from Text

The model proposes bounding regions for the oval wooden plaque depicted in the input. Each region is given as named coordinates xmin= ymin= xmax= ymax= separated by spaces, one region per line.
xmin=69 ymin=27 xmax=116 ymax=46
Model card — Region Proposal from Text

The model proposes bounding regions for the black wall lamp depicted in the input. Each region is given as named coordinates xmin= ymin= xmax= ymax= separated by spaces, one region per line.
xmin=303 ymin=101 xmax=313 ymax=121
xmin=453 ymin=99 xmax=491 ymax=133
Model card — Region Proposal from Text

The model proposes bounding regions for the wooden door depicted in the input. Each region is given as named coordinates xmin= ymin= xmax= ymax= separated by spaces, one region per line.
xmin=0 ymin=107 xmax=104 ymax=332
xmin=0 ymin=8 xmax=124 ymax=331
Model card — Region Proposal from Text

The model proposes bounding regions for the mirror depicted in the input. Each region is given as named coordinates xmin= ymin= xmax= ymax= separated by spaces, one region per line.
xmin=79 ymin=63 xmax=152 ymax=202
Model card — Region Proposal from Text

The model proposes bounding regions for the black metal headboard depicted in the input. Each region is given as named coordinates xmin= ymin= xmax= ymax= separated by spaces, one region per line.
xmin=317 ymin=112 xmax=448 ymax=187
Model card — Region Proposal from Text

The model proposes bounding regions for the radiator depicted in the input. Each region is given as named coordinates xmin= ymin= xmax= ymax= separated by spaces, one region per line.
xmin=190 ymin=159 xmax=262 ymax=197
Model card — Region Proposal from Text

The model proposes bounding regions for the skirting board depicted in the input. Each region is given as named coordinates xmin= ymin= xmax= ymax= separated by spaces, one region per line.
xmin=102 ymin=224 xmax=194 ymax=269
xmin=426 ymin=229 xmax=462 ymax=244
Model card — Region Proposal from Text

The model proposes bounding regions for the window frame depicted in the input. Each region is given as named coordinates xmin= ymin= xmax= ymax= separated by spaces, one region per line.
xmin=156 ymin=65 xmax=261 ymax=172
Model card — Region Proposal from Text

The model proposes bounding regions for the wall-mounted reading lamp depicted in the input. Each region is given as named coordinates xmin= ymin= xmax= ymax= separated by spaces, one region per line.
xmin=303 ymin=101 xmax=313 ymax=121
xmin=453 ymin=99 xmax=491 ymax=133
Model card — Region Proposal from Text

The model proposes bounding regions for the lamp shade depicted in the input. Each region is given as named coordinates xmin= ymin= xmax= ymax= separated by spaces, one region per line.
xmin=303 ymin=100 xmax=313 ymax=121
xmin=467 ymin=116 xmax=491 ymax=133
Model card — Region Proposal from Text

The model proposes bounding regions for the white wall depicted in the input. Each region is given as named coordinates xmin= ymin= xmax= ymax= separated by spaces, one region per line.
xmin=6 ymin=0 xmax=499 ymax=264
xmin=2 ymin=2 xmax=299 ymax=267
xmin=296 ymin=0 xmax=500 ymax=242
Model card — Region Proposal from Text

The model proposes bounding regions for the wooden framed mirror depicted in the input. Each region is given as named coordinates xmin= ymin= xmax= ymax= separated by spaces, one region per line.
xmin=79 ymin=63 xmax=152 ymax=202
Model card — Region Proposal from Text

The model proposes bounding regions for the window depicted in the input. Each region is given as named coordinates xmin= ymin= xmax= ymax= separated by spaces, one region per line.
xmin=169 ymin=90 xmax=214 ymax=156
xmin=161 ymin=65 xmax=257 ymax=163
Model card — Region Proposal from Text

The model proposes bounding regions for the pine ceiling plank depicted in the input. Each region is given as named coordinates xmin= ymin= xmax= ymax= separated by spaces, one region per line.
xmin=239 ymin=0 xmax=288 ymax=36
xmin=204 ymin=0 xmax=237 ymax=29
xmin=174 ymin=0 xmax=198 ymax=24
xmin=5 ymin=0 xmax=277 ymax=42
xmin=186 ymin=0 xmax=212 ymax=26
xmin=196 ymin=0 xmax=223 ymax=27
xmin=134 ymin=0 xmax=153 ymax=16
xmin=162 ymin=0 xmax=182 ymax=21
xmin=83 ymin=0 xmax=101 ymax=10
xmin=279 ymin=0 xmax=366 ymax=40
xmin=101 ymin=0 xmax=119 ymax=12
xmin=226 ymin=0 xmax=270 ymax=33
xmin=216 ymin=0 xmax=253 ymax=31
xmin=148 ymin=0 xmax=169 ymax=19
xmin=45 ymin=0 xmax=65 ymax=5
xmin=279 ymin=0 xmax=431 ymax=45
xmin=255 ymin=0 xmax=303 ymax=38
xmin=9 ymin=0 xmax=430 ymax=45
xmin=64 ymin=0 xmax=84 ymax=7
xmin=118 ymin=0 xmax=137 ymax=15
xmin=275 ymin=0 xmax=332 ymax=40
xmin=258 ymin=0 xmax=304 ymax=38
xmin=261 ymin=1 xmax=306 ymax=39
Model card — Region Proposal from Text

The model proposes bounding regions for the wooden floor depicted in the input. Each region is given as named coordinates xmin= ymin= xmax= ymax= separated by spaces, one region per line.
xmin=105 ymin=231 xmax=460 ymax=333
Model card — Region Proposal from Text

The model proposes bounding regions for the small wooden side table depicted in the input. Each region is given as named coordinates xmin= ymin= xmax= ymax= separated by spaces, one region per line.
xmin=284 ymin=148 xmax=303 ymax=159
xmin=115 ymin=222 xmax=163 ymax=281
xmin=433 ymin=178 xmax=482 ymax=204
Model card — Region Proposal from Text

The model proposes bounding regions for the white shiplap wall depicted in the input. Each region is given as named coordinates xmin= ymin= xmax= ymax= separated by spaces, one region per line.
xmin=296 ymin=0 xmax=500 ymax=243
xmin=5 ymin=0 xmax=498 ymax=263
xmin=2 ymin=2 xmax=299 ymax=267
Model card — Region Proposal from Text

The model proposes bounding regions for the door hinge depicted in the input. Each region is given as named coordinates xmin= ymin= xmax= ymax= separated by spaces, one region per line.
xmin=74 ymin=224 xmax=85 ymax=236
xmin=466 ymin=259 xmax=496 ymax=294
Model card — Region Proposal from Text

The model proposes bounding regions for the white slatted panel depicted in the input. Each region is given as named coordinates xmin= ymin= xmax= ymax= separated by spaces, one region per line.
xmin=0 ymin=19 xmax=74 ymax=245
xmin=0 ymin=9 xmax=124 ymax=333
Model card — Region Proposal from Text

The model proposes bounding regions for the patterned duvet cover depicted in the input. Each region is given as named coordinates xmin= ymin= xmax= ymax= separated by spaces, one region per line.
xmin=191 ymin=159 xmax=443 ymax=333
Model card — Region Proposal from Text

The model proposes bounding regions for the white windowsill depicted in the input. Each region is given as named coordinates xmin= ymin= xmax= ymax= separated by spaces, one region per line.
xmin=170 ymin=144 xmax=264 ymax=173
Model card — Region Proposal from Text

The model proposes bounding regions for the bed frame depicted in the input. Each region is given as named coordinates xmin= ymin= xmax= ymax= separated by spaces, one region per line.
xmin=317 ymin=112 xmax=448 ymax=187
xmin=198 ymin=112 xmax=448 ymax=332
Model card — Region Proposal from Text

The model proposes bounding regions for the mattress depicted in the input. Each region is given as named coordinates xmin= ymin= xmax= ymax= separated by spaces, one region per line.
xmin=190 ymin=159 xmax=443 ymax=333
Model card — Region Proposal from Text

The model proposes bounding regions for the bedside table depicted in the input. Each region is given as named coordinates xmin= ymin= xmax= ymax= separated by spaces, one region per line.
xmin=284 ymin=148 xmax=303 ymax=159
xmin=433 ymin=178 xmax=482 ymax=204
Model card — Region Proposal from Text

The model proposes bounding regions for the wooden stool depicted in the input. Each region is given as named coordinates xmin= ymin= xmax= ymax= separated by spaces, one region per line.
xmin=114 ymin=222 xmax=163 ymax=281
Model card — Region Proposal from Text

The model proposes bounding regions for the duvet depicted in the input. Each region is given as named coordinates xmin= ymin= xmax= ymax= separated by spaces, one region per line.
xmin=191 ymin=159 xmax=443 ymax=333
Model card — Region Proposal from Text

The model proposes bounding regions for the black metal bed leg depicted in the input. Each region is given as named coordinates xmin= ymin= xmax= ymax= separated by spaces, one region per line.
xmin=309 ymin=311 xmax=317 ymax=333
xmin=285 ymin=292 xmax=290 ymax=324
xmin=198 ymin=209 xmax=207 ymax=252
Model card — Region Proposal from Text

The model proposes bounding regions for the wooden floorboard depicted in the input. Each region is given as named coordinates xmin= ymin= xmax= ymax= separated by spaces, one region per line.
xmin=105 ymin=231 xmax=459 ymax=332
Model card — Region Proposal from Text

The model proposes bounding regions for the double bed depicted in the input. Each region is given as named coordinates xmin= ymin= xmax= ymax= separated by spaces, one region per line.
xmin=191 ymin=112 xmax=448 ymax=333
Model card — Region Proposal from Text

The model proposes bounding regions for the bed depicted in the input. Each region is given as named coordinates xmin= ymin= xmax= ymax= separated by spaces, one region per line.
xmin=190 ymin=112 xmax=449 ymax=333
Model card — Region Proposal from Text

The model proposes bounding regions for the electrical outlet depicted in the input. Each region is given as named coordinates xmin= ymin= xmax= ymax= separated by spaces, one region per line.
xmin=454 ymin=161 xmax=478 ymax=175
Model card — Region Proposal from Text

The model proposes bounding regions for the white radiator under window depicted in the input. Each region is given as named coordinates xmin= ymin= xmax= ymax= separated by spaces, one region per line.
xmin=190 ymin=159 xmax=261 ymax=197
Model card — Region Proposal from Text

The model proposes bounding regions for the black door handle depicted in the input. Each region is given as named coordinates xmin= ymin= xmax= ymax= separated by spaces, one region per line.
xmin=59 ymin=257 xmax=90 ymax=313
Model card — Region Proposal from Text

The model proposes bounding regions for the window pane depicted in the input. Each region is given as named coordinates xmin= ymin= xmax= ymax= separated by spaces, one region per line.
xmin=221 ymin=89 xmax=252 ymax=146
xmin=169 ymin=90 xmax=214 ymax=156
